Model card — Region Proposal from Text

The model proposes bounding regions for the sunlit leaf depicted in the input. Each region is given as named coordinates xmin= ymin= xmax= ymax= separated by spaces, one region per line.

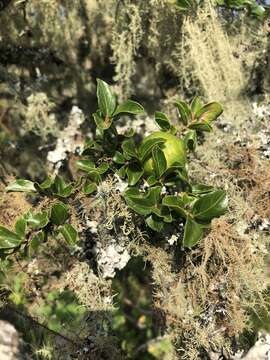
xmin=25 ymin=211 xmax=49 ymax=230
xmin=59 ymin=224 xmax=78 ymax=246
xmin=196 ymin=102 xmax=223 ymax=123
xmin=113 ymin=100 xmax=144 ymax=116
xmin=175 ymin=101 xmax=192 ymax=125
xmin=152 ymin=145 xmax=167 ymax=178
xmin=6 ymin=179 xmax=36 ymax=193
xmin=183 ymin=216 xmax=203 ymax=248
xmin=50 ymin=202 xmax=69 ymax=225
xmin=192 ymin=190 xmax=228 ymax=222
xmin=96 ymin=79 xmax=116 ymax=117
xmin=154 ymin=111 xmax=171 ymax=131
xmin=15 ymin=218 xmax=27 ymax=238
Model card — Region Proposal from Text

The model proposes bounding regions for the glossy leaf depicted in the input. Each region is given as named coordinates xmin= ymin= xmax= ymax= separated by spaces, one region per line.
xmin=76 ymin=159 xmax=95 ymax=172
xmin=196 ymin=102 xmax=223 ymax=123
xmin=152 ymin=145 xmax=167 ymax=178
xmin=146 ymin=175 xmax=158 ymax=186
xmin=50 ymin=202 xmax=69 ymax=225
xmin=184 ymin=130 xmax=197 ymax=151
xmin=138 ymin=137 xmax=165 ymax=161
xmin=190 ymin=96 xmax=203 ymax=115
xmin=25 ymin=211 xmax=49 ymax=230
xmin=35 ymin=177 xmax=54 ymax=192
xmin=0 ymin=227 xmax=22 ymax=249
xmin=154 ymin=111 xmax=171 ymax=131
xmin=96 ymin=163 xmax=109 ymax=175
xmin=6 ymin=179 xmax=36 ymax=193
xmin=113 ymin=100 xmax=144 ymax=116
xmin=192 ymin=190 xmax=228 ymax=222
xmin=96 ymin=79 xmax=116 ymax=117
xmin=126 ymin=164 xmax=144 ymax=186
xmin=124 ymin=186 xmax=161 ymax=216
xmin=188 ymin=121 xmax=213 ymax=132
xmin=175 ymin=101 xmax=192 ymax=125
xmin=60 ymin=224 xmax=78 ymax=246
xmin=15 ymin=218 xmax=27 ymax=238
xmin=53 ymin=176 xmax=73 ymax=198
xmin=117 ymin=165 xmax=127 ymax=179
xmin=192 ymin=184 xmax=215 ymax=195
xmin=183 ymin=216 xmax=203 ymax=248
xmin=162 ymin=195 xmax=187 ymax=218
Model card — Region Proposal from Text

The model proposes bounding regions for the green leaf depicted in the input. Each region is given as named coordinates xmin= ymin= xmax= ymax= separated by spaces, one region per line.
xmin=190 ymin=96 xmax=203 ymax=115
xmin=138 ymin=137 xmax=165 ymax=161
xmin=162 ymin=195 xmax=187 ymax=218
xmin=122 ymin=138 xmax=137 ymax=159
xmin=96 ymin=163 xmax=109 ymax=175
xmin=192 ymin=190 xmax=228 ymax=222
xmin=175 ymin=101 xmax=192 ymax=125
xmin=96 ymin=79 xmax=116 ymax=117
xmin=0 ymin=227 xmax=22 ymax=249
xmin=183 ymin=216 xmax=203 ymax=248
xmin=15 ymin=218 xmax=27 ymax=238
xmin=76 ymin=159 xmax=95 ymax=172
xmin=50 ymin=202 xmax=69 ymax=225
xmin=113 ymin=151 xmax=126 ymax=164
xmin=117 ymin=165 xmax=127 ymax=179
xmin=184 ymin=130 xmax=197 ymax=151
xmin=152 ymin=145 xmax=167 ymax=178
xmin=145 ymin=215 xmax=164 ymax=232
xmin=188 ymin=121 xmax=213 ymax=132
xmin=196 ymin=102 xmax=223 ymax=123
xmin=191 ymin=184 xmax=215 ymax=195
xmin=25 ymin=211 xmax=49 ymax=229
xmin=126 ymin=163 xmax=144 ymax=186
xmin=123 ymin=128 xmax=135 ymax=137
xmin=93 ymin=112 xmax=112 ymax=130
xmin=154 ymin=112 xmax=171 ymax=131
xmin=29 ymin=231 xmax=45 ymax=252
xmin=146 ymin=175 xmax=158 ymax=186
xmin=113 ymin=100 xmax=144 ymax=116
xmin=35 ymin=177 xmax=54 ymax=192
xmin=82 ymin=181 xmax=97 ymax=195
xmin=59 ymin=224 xmax=78 ymax=246
xmin=124 ymin=186 xmax=161 ymax=216
xmin=53 ymin=176 xmax=73 ymax=198
xmin=6 ymin=179 xmax=36 ymax=193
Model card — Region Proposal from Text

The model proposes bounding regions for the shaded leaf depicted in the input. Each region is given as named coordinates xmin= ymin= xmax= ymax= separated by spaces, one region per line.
xmin=184 ymin=130 xmax=197 ymax=151
xmin=192 ymin=184 xmax=215 ymax=195
xmin=138 ymin=137 xmax=165 ymax=161
xmin=162 ymin=195 xmax=187 ymax=218
xmin=93 ymin=112 xmax=112 ymax=130
xmin=76 ymin=159 xmax=95 ymax=172
xmin=154 ymin=111 xmax=171 ymax=131
xmin=122 ymin=138 xmax=137 ymax=159
xmin=6 ymin=179 xmax=36 ymax=193
xmin=82 ymin=181 xmax=97 ymax=195
xmin=124 ymin=186 xmax=161 ymax=216
xmin=146 ymin=215 xmax=164 ymax=232
xmin=53 ymin=176 xmax=74 ymax=198
xmin=96 ymin=163 xmax=109 ymax=174
xmin=126 ymin=163 xmax=144 ymax=186
xmin=29 ymin=231 xmax=45 ymax=252
xmin=113 ymin=151 xmax=126 ymax=164
xmin=188 ymin=121 xmax=213 ymax=132
xmin=25 ymin=211 xmax=49 ymax=229
xmin=183 ymin=216 xmax=203 ymax=248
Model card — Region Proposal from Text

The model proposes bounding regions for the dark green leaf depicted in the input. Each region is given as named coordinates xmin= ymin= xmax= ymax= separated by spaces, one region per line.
xmin=25 ymin=211 xmax=49 ymax=229
xmin=184 ymin=130 xmax=197 ymax=151
xmin=59 ymin=224 xmax=78 ymax=246
xmin=96 ymin=79 xmax=116 ymax=117
xmin=192 ymin=190 xmax=228 ymax=222
xmin=0 ymin=226 xmax=22 ymax=249
xmin=126 ymin=164 xmax=144 ymax=186
xmin=175 ymin=101 xmax=192 ymax=125
xmin=15 ymin=218 xmax=26 ymax=238
xmin=162 ymin=195 xmax=187 ymax=218
xmin=113 ymin=100 xmax=144 ymax=116
xmin=196 ymin=102 xmax=223 ymax=123
xmin=76 ymin=159 xmax=95 ymax=172
xmin=145 ymin=215 xmax=164 ymax=232
xmin=152 ymin=145 xmax=167 ymax=178
xmin=146 ymin=175 xmax=158 ymax=186
xmin=96 ymin=163 xmax=109 ymax=174
xmin=183 ymin=216 xmax=203 ymax=248
xmin=138 ymin=137 xmax=165 ymax=161
xmin=122 ymin=138 xmax=137 ymax=159
xmin=116 ymin=165 xmax=127 ymax=179
xmin=35 ymin=177 xmax=54 ymax=192
xmin=154 ymin=111 xmax=171 ymax=131
xmin=113 ymin=151 xmax=126 ymax=164
xmin=53 ymin=176 xmax=74 ymax=198
xmin=50 ymin=202 xmax=69 ymax=225
xmin=124 ymin=186 xmax=161 ymax=216
xmin=188 ymin=121 xmax=213 ymax=132
xmin=6 ymin=179 xmax=36 ymax=193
